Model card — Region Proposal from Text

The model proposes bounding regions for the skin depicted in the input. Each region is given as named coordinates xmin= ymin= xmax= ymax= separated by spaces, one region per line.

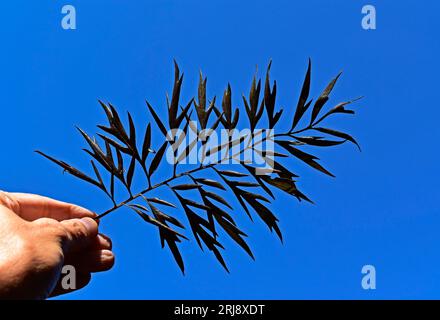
xmin=0 ymin=191 xmax=114 ymax=299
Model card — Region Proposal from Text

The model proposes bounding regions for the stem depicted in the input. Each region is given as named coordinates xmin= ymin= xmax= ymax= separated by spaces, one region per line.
xmin=95 ymin=125 xmax=311 ymax=220
xmin=95 ymin=163 xmax=215 ymax=220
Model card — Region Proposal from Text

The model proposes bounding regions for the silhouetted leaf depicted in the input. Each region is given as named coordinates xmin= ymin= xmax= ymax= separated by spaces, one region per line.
xmin=169 ymin=60 xmax=183 ymax=128
xmin=98 ymin=134 xmax=131 ymax=154
xmin=36 ymin=151 xmax=102 ymax=189
xmin=314 ymin=127 xmax=361 ymax=150
xmin=313 ymin=97 xmax=361 ymax=125
xmin=243 ymin=193 xmax=282 ymax=241
xmin=127 ymin=111 xmax=137 ymax=149
xmin=148 ymin=142 xmax=167 ymax=177
xmin=293 ymin=136 xmax=346 ymax=147
xmin=310 ymin=72 xmax=342 ymax=124
xmin=141 ymin=123 xmax=152 ymax=162
xmin=126 ymin=156 xmax=136 ymax=190
xmin=146 ymin=101 xmax=168 ymax=137
xmin=232 ymin=181 xmax=260 ymax=188
xmin=291 ymin=58 xmax=311 ymax=131
xmin=276 ymin=140 xmax=335 ymax=177
xmin=222 ymin=83 xmax=232 ymax=123
xmin=172 ymin=183 xmax=201 ymax=190
xmin=145 ymin=200 xmax=185 ymax=229
xmin=217 ymin=170 xmax=248 ymax=177
xmin=128 ymin=204 xmax=149 ymax=212
xmin=90 ymin=160 xmax=105 ymax=188
xmin=202 ymin=190 xmax=233 ymax=209
xmin=195 ymin=178 xmax=226 ymax=190
xmin=262 ymin=176 xmax=313 ymax=203
xmin=147 ymin=197 xmax=176 ymax=208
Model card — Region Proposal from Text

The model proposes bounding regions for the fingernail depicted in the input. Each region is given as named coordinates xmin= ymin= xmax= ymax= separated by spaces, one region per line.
xmin=98 ymin=234 xmax=112 ymax=249
xmin=80 ymin=217 xmax=98 ymax=231
xmin=74 ymin=205 xmax=96 ymax=217
xmin=101 ymin=250 xmax=114 ymax=261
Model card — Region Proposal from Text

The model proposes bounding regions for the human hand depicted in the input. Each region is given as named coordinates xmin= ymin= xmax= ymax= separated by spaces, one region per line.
xmin=0 ymin=192 xmax=114 ymax=299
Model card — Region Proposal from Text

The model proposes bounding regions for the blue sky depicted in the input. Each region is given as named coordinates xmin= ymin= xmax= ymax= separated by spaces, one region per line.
xmin=1 ymin=0 xmax=439 ymax=299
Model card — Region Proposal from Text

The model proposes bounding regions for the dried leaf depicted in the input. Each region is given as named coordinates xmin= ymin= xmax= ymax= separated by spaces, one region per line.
xmin=291 ymin=58 xmax=311 ymax=130
xmin=126 ymin=156 xmax=136 ymax=190
xmin=36 ymin=151 xmax=102 ymax=189
xmin=314 ymin=127 xmax=361 ymax=150
xmin=195 ymin=178 xmax=226 ymax=190
xmin=141 ymin=123 xmax=152 ymax=162
xmin=276 ymin=140 xmax=335 ymax=177
xmin=148 ymin=142 xmax=168 ymax=177
xmin=310 ymin=72 xmax=342 ymax=124
xmin=147 ymin=197 xmax=176 ymax=208
xmin=172 ymin=183 xmax=201 ymax=190
xmin=146 ymin=101 xmax=168 ymax=137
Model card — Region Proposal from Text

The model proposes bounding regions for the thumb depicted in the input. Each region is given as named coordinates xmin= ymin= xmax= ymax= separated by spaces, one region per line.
xmin=60 ymin=217 xmax=99 ymax=254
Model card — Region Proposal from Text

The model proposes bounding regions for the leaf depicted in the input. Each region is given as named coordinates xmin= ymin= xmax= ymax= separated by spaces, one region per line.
xmin=116 ymin=148 xmax=124 ymax=176
xmin=176 ymin=136 xmax=198 ymax=164
xmin=205 ymin=134 xmax=247 ymax=158
xmin=169 ymin=60 xmax=183 ymax=128
xmin=222 ymin=83 xmax=232 ymax=123
xmin=167 ymin=238 xmax=185 ymax=274
xmin=98 ymin=100 xmax=114 ymax=126
xmin=108 ymin=103 xmax=129 ymax=141
xmin=128 ymin=204 xmax=149 ymax=212
xmin=242 ymin=193 xmax=282 ymax=241
xmin=147 ymin=197 xmax=176 ymax=208
xmin=90 ymin=160 xmax=107 ymax=194
xmin=276 ymin=140 xmax=335 ymax=177
xmin=293 ymin=136 xmax=346 ymax=147
xmin=145 ymin=200 xmax=185 ymax=229
xmin=175 ymin=98 xmax=194 ymax=128
xmin=310 ymin=72 xmax=342 ymax=124
xmin=212 ymin=248 xmax=229 ymax=273
xmin=232 ymin=181 xmax=260 ymax=188
xmin=182 ymin=199 xmax=210 ymax=210
xmin=195 ymin=72 xmax=208 ymax=128
xmin=36 ymin=151 xmax=102 ymax=189
xmin=217 ymin=170 xmax=248 ymax=177
xmin=214 ymin=214 xmax=254 ymax=260
xmin=127 ymin=111 xmax=137 ymax=149
xmin=291 ymin=58 xmax=311 ymax=130
xmin=264 ymin=61 xmax=281 ymax=128
xmin=313 ymin=127 xmax=361 ymax=150
xmin=77 ymin=127 xmax=113 ymax=171
xmin=141 ymin=123 xmax=152 ymax=162
xmin=313 ymin=97 xmax=361 ymax=125
xmin=126 ymin=156 xmax=136 ymax=190
xmin=172 ymin=183 xmax=201 ymax=190
xmin=136 ymin=211 xmax=187 ymax=240
xmin=230 ymin=162 xmax=274 ymax=199
xmin=195 ymin=178 xmax=226 ymax=190
xmin=262 ymin=176 xmax=313 ymax=203
xmin=110 ymin=173 xmax=115 ymax=200
xmin=98 ymin=134 xmax=130 ymax=154
xmin=146 ymin=101 xmax=168 ymax=137
xmin=97 ymin=125 xmax=123 ymax=141
xmin=202 ymin=191 xmax=233 ymax=209
xmin=148 ymin=142 xmax=168 ymax=177
xmin=214 ymin=168 xmax=252 ymax=219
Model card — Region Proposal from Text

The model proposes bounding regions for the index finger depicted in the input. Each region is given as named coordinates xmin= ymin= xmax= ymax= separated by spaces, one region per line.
xmin=5 ymin=192 xmax=96 ymax=221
